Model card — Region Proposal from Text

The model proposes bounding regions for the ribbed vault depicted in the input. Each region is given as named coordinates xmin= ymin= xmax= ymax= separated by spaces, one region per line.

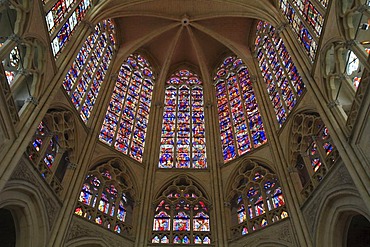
xmin=85 ymin=0 xmax=283 ymax=84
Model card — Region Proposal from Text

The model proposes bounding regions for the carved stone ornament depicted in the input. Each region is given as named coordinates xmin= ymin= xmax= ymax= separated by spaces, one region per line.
xmin=66 ymin=217 xmax=134 ymax=247
xmin=228 ymin=219 xmax=295 ymax=247
xmin=302 ymin=163 xmax=355 ymax=236
xmin=8 ymin=158 xmax=61 ymax=229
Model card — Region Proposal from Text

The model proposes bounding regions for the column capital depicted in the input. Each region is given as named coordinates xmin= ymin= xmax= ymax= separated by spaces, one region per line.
xmin=26 ymin=96 xmax=38 ymax=106
xmin=9 ymin=34 xmax=22 ymax=45
xmin=327 ymin=100 xmax=340 ymax=109
xmin=344 ymin=39 xmax=358 ymax=49
xmin=67 ymin=163 xmax=78 ymax=170
xmin=287 ymin=166 xmax=297 ymax=173
xmin=276 ymin=22 xmax=288 ymax=34
xmin=205 ymin=102 xmax=214 ymax=108
xmin=110 ymin=72 xmax=118 ymax=80
xmin=81 ymin=20 xmax=96 ymax=34
xmin=250 ymin=75 xmax=257 ymax=83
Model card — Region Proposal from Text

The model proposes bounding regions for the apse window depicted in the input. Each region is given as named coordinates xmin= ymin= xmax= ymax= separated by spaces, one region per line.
xmin=99 ymin=54 xmax=155 ymax=163
xmin=158 ymin=70 xmax=207 ymax=169
xmin=214 ymin=56 xmax=267 ymax=163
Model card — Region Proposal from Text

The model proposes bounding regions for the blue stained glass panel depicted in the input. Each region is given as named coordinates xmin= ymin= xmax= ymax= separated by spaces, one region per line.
xmin=159 ymin=70 xmax=207 ymax=168
xmin=215 ymin=56 xmax=267 ymax=163
xmin=99 ymin=54 xmax=155 ymax=163
xmin=256 ymin=21 xmax=305 ymax=126
xmin=63 ymin=19 xmax=115 ymax=123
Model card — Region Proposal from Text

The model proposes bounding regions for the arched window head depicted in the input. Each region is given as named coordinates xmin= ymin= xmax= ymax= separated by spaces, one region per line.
xmin=325 ymin=0 xmax=370 ymax=120
xmin=228 ymin=160 xmax=288 ymax=239
xmin=0 ymin=0 xmax=28 ymax=41
xmin=26 ymin=110 xmax=75 ymax=195
xmin=340 ymin=0 xmax=370 ymax=52
xmin=99 ymin=54 xmax=154 ymax=163
xmin=152 ymin=176 xmax=211 ymax=244
xmin=63 ymin=19 xmax=116 ymax=123
xmin=290 ymin=113 xmax=339 ymax=200
xmin=255 ymin=21 xmax=305 ymax=126
xmin=75 ymin=159 xmax=135 ymax=236
xmin=43 ymin=0 xmax=92 ymax=57
xmin=1 ymin=36 xmax=45 ymax=124
xmin=278 ymin=0 xmax=328 ymax=62
xmin=214 ymin=56 xmax=267 ymax=163
xmin=159 ymin=69 xmax=207 ymax=169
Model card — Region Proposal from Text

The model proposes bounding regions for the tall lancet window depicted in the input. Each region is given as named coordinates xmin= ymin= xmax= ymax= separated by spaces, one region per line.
xmin=255 ymin=21 xmax=305 ymax=126
xmin=63 ymin=19 xmax=116 ymax=123
xmin=279 ymin=0 xmax=327 ymax=62
xmin=99 ymin=54 xmax=155 ymax=162
xmin=159 ymin=70 xmax=207 ymax=169
xmin=214 ymin=56 xmax=267 ymax=163
xmin=42 ymin=0 xmax=92 ymax=57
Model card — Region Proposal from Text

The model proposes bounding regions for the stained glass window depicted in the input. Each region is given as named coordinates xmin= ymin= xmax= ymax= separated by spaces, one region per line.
xmin=229 ymin=161 xmax=288 ymax=239
xmin=63 ymin=19 xmax=116 ymax=123
xmin=158 ymin=70 xmax=207 ymax=169
xmin=43 ymin=0 xmax=92 ymax=57
xmin=99 ymin=54 xmax=154 ymax=163
xmin=26 ymin=111 xmax=74 ymax=195
xmin=214 ymin=56 xmax=267 ymax=163
xmin=2 ymin=46 xmax=21 ymax=85
xmin=255 ymin=21 xmax=305 ymax=126
xmin=75 ymin=159 xmax=134 ymax=236
xmin=290 ymin=113 xmax=339 ymax=200
xmin=152 ymin=176 xmax=211 ymax=244
xmin=279 ymin=0 xmax=327 ymax=62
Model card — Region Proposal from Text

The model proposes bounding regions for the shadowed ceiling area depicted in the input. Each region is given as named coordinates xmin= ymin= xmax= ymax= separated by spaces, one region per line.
xmin=92 ymin=0 xmax=279 ymax=78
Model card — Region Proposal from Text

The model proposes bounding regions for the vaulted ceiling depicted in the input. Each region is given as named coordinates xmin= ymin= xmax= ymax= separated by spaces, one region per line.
xmin=88 ymin=0 xmax=282 ymax=79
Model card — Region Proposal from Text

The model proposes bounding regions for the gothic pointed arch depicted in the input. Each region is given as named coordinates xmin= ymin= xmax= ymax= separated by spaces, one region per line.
xmin=322 ymin=0 xmax=370 ymax=127
xmin=0 ymin=0 xmax=29 ymax=41
xmin=62 ymin=19 xmax=116 ymax=123
xmin=255 ymin=21 xmax=305 ymax=127
xmin=74 ymin=158 xmax=136 ymax=237
xmin=226 ymin=159 xmax=288 ymax=239
xmin=289 ymin=111 xmax=340 ymax=201
xmin=151 ymin=175 xmax=212 ymax=244
xmin=0 ymin=182 xmax=49 ymax=247
xmin=214 ymin=55 xmax=267 ymax=163
xmin=158 ymin=69 xmax=207 ymax=169
xmin=99 ymin=53 xmax=155 ymax=163
xmin=1 ymin=34 xmax=46 ymax=125
xmin=314 ymin=188 xmax=370 ymax=247
xmin=26 ymin=108 xmax=77 ymax=195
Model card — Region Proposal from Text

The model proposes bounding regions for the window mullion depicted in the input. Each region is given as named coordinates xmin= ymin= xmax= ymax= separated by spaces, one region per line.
xmin=77 ymin=41 xmax=106 ymax=112
xmin=128 ymin=75 xmax=144 ymax=157
xmin=225 ymin=76 xmax=238 ymax=157
xmin=92 ymin=178 xmax=105 ymax=221
xmin=70 ymin=31 xmax=100 ymax=94
xmin=174 ymin=86 xmax=180 ymax=169
xmin=237 ymin=75 xmax=254 ymax=151
xmin=112 ymin=72 xmax=133 ymax=146
xmin=189 ymin=86 xmax=193 ymax=168
xmin=261 ymin=37 xmax=290 ymax=115
xmin=274 ymin=36 xmax=299 ymax=100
